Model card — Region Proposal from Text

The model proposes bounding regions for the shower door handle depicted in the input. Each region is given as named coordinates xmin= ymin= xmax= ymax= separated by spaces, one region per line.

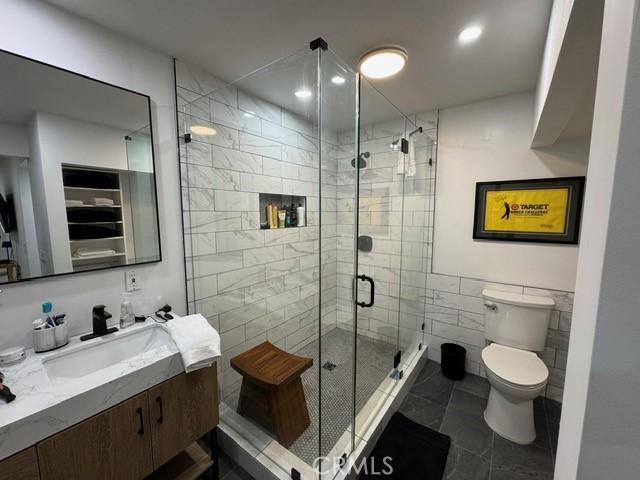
xmin=356 ymin=274 xmax=375 ymax=308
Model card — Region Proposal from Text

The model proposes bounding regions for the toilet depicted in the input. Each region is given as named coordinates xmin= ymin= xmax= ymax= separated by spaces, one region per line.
xmin=481 ymin=289 xmax=554 ymax=444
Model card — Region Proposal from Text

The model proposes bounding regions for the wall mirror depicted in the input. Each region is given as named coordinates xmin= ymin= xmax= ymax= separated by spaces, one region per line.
xmin=0 ymin=50 xmax=161 ymax=285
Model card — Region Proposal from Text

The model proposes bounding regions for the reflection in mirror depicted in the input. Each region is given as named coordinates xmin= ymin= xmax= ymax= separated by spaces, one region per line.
xmin=0 ymin=50 xmax=161 ymax=284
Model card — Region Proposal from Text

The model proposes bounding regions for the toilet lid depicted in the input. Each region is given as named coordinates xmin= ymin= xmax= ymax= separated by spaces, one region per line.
xmin=482 ymin=344 xmax=548 ymax=387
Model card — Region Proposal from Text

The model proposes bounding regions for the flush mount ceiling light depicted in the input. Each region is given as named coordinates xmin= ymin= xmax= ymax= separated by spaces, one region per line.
xmin=458 ymin=25 xmax=483 ymax=44
xmin=295 ymin=89 xmax=312 ymax=99
xmin=190 ymin=125 xmax=217 ymax=136
xmin=331 ymin=75 xmax=346 ymax=85
xmin=358 ymin=47 xmax=407 ymax=79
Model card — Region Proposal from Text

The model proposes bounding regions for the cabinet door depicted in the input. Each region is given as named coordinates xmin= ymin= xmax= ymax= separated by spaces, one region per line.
xmin=0 ymin=447 xmax=39 ymax=480
xmin=148 ymin=366 xmax=218 ymax=468
xmin=37 ymin=392 xmax=153 ymax=480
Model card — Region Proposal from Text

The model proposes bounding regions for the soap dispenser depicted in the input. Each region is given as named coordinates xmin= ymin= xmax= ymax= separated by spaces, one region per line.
xmin=120 ymin=292 xmax=135 ymax=329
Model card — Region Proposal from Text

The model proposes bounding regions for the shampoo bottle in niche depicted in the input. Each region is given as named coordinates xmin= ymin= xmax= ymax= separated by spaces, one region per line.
xmin=278 ymin=207 xmax=286 ymax=228
xmin=290 ymin=203 xmax=298 ymax=226
xmin=296 ymin=204 xmax=305 ymax=227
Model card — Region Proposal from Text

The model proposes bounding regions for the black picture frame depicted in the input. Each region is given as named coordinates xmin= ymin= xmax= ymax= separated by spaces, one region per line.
xmin=473 ymin=176 xmax=586 ymax=244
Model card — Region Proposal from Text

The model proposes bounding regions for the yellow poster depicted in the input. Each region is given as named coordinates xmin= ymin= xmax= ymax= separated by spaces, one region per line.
xmin=484 ymin=188 xmax=570 ymax=234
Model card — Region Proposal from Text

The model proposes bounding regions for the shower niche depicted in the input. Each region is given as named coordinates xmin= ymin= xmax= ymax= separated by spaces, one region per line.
xmin=258 ymin=193 xmax=307 ymax=229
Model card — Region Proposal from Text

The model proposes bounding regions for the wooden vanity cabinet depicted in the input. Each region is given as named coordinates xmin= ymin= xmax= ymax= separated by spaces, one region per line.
xmin=0 ymin=447 xmax=39 ymax=480
xmin=32 ymin=366 xmax=218 ymax=480
xmin=148 ymin=366 xmax=218 ymax=467
xmin=37 ymin=392 xmax=153 ymax=480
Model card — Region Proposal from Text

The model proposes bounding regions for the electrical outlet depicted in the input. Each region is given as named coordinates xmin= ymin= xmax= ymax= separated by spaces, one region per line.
xmin=125 ymin=270 xmax=140 ymax=292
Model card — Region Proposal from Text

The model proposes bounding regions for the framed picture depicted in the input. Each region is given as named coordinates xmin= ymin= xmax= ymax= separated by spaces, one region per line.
xmin=473 ymin=176 xmax=586 ymax=244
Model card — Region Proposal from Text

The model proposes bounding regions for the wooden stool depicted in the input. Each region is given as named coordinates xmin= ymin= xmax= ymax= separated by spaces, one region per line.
xmin=230 ymin=342 xmax=313 ymax=447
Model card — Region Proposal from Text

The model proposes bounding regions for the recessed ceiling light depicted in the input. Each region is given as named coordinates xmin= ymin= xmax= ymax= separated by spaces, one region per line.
xmin=458 ymin=25 xmax=483 ymax=44
xmin=295 ymin=89 xmax=312 ymax=99
xmin=359 ymin=47 xmax=407 ymax=79
xmin=190 ymin=125 xmax=217 ymax=136
xmin=331 ymin=75 xmax=346 ymax=85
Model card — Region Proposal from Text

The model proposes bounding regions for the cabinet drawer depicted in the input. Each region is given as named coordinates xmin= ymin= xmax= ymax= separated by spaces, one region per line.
xmin=0 ymin=447 xmax=39 ymax=480
xmin=37 ymin=392 xmax=153 ymax=480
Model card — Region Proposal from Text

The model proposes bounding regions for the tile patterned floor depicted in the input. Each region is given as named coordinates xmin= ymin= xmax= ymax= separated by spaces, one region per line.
xmin=398 ymin=360 xmax=561 ymax=480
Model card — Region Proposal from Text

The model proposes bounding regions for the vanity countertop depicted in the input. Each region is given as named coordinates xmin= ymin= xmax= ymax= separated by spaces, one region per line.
xmin=0 ymin=317 xmax=188 ymax=461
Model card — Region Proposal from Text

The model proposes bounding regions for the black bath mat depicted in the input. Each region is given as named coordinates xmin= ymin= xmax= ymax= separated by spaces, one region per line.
xmin=360 ymin=412 xmax=451 ymax=479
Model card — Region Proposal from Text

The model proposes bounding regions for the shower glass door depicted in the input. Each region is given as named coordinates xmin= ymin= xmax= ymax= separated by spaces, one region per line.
xmin=352 ymin=79 xmax=407 ymax=443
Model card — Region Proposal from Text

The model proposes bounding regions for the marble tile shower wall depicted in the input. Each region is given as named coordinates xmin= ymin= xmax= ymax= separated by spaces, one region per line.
xmin=175 ymin=60 xmax=339 ymax=398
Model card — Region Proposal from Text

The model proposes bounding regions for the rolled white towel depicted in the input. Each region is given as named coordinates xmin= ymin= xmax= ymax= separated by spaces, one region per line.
xmin=164 ymin=314 xmax=221 ymax=373
xmin=65 ymin=200 xmax=84 ymax=207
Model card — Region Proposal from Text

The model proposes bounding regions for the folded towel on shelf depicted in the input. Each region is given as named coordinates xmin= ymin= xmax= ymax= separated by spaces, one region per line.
xmin=72 ymin=248 xmax=116 ymax=258
xmin=65 ymin=199 xmax=84 ymax=207
xmin=164 ymin=314 xmax=221 ymax=373
xmin=88 ymin=197 xmax=114 ymax=206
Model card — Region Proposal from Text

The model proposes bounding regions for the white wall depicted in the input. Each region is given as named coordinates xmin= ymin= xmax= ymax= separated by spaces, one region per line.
xmin=0 ymin=0 xmax=185 ymax=349
xmin=433 ymin=92 xmax=588 ymax=292
xmin=555 ymin=0 xmax=640 ymax=478
xmin=534 ymin=0 xmax=575 ymax=133
xmin=0 ymin=121 xmax=29 ymax=158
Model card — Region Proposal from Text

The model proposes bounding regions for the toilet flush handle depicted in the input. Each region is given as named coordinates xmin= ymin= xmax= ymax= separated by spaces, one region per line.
xmin=484 ymin=302 xmax=498 ymax=311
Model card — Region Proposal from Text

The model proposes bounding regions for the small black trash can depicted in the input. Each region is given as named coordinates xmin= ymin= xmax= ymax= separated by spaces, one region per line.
xmin=441 ymin=343 xmax=466 ymax=380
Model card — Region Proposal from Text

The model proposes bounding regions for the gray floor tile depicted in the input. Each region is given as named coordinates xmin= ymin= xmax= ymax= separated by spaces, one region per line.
xmin=544 ymin=398 xmax=562 ymax=454
xmin=454 ymin=374 xmax=491 ymax=399
xmin=399 ymin=393 xmax=446 ymax=430
xmin=444 ymin=443 xmax=490 ymax=480
xmin=439 ymin=391 xmax=493 ymax=459
xmin=532 ymin=397 xmax=550 ymax=451
xmin=448 ymin=389 xmax=488 ymax=417
xmin=491 ymin=436 xmax=554 ymax=480
xmin=410 ymin=368 xmax=455 ymax=406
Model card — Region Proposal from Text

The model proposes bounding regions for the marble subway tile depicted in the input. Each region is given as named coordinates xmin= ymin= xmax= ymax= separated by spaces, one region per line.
xmin=192 ymin=251 xmax=244 ymax=277
xmin=238 ymin=91 xmax=281 ymax=124
xmin=240 ymin=172 xmax=283 ymax=194
xmin=210 ymin=145 xmax=262 ymax=173
xmin=214 ymin=190 xmax=258 ymax=211
xmin=427 ymin=273 xmax=460 ymax=293
xmin=216 ymin=230 xmax=264 ymax=252
xmin=210 ymin=99 xmax=261 ymax=134
xmin=219 ymin=300 xmax=267 ymax=333
xmin=218 ymin=265 xmax=266 ymax=293
xmin=187 ymin=211 xmax=241 ymax=233
xmin=243 ymin=245 xmax=284 ymax=267
xmin=459 ymin=278 xmax=524 ymax=297
xmin=186 ymin=164 xmax=240 ymax=190
xmin=262 ymin=120 xmax=298 ymax=147
xmin=239 ymin=131 xmax=282 ymax=159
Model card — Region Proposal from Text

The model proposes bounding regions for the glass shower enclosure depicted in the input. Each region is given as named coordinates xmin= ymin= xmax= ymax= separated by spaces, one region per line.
xmin=178 ymin=39 xmax=434 ymax=478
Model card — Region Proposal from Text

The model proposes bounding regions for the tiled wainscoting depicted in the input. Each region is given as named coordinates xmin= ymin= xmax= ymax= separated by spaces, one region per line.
xmin=422 ymin=273 xmax=573 ymax=402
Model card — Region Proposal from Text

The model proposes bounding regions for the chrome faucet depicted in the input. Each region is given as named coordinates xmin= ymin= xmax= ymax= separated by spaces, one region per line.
xmin=80 ymin=305 xmax=118 ymax=341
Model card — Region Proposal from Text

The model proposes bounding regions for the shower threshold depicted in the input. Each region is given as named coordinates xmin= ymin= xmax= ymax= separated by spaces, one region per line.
xmin=217 ymin=328 xmax=427 ymax=480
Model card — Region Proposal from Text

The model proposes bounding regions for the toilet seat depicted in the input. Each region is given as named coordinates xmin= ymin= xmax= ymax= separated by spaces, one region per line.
xmin=482 ymin=343 xmax=548 ymax=388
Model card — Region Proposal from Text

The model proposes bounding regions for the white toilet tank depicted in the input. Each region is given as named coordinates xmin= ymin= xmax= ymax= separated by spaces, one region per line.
xmin=482 ymin=289 xmax=554 ymax=351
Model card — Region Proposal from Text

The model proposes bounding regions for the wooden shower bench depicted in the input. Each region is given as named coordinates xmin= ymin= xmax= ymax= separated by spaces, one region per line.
xmin=230 ymin=342 xmax=313 ymax=447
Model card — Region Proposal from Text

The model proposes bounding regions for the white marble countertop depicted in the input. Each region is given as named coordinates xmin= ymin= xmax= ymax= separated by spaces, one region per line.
xmin=0 ymin=317 xmax=187 ymax=461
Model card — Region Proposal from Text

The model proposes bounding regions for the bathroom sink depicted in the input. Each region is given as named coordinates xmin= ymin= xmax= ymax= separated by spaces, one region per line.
xmin=42 ymin=324 xmax=176 ymax=384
